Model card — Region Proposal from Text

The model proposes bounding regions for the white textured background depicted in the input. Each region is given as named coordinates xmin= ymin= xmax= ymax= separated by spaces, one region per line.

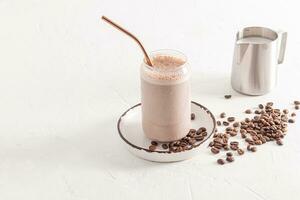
xmin=0 ymin=0 xmax=300 ymax=199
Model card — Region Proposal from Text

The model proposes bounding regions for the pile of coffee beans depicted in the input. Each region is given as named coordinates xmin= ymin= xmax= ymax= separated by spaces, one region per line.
xmin=147 ymin=100 xmax=299 ymax=165
xmin=239 ymin=102 xmax=288 ymax=146
xmin=213 ymin=101 xmax=298 ymax=165
xmin=209 ymin=133 xmax=230 ymax=153
xmin=148 ymin=126 xmax=208 ymax=153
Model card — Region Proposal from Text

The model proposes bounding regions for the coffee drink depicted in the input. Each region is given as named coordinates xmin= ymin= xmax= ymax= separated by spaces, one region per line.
xmin=140 ymin=50 xmax=191 ymax=142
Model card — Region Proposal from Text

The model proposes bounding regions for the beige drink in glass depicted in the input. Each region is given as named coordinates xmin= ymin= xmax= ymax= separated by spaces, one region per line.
xmin=140 ymin=50 xmax=191 ymax=142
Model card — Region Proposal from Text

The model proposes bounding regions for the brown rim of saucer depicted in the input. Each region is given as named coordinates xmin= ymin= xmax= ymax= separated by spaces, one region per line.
xmin=117 ymin=101 xmax=216 ymax=153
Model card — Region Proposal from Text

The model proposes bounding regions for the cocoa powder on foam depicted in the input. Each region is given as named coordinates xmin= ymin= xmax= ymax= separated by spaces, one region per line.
xmin=151 ymin=55 xmax=185 ymax=69
xmin=143 ymin=55 xmax=187 ymax=82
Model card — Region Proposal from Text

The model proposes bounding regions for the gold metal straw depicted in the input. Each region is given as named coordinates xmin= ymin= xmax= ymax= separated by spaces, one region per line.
xmin=101 ymin=16 xmax=153 ymax=66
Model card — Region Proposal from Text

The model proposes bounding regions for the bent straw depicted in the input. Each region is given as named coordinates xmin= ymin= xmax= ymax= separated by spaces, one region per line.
xmin=101 ymin=16 xmax=153 ymax=66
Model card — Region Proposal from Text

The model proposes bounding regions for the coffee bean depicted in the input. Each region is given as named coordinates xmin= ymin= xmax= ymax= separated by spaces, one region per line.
xmin=169 ymin=142 xmax=175 ymax=147
xmin=217 ymin=121 xmax=221 ymax=126
xmin=276 ymin=139 xmax=283 ymax=146
xmin=213 ymin=136 xmax=221 ymax=142
xmin=174 ymin=141 xmax=180 ymax=146
xmin=195 ymin=136 xmax=204 ymax=141
xmin=266 ymin=102 xmax=274 ymax=107
xmin=296 ymin=105 xmax=300 ymax=110
xmin=223 ymin=145 xmax=229 ymax=151
xmin=226 ymin=127 xmax=233 ymax=132
xmin=220 ymin=112 xmax=226 ymax=118
xmin=177 ymin=146 xmax=183 ymax=152
xmin=211 ymin=147 xmax=220 ymax=154
xmin=162 ymin=144 xmax=169 ymax=149
xmin=169 ymin=146 xmax=175 ymax=152
xmin=191 ymin=113 xmax=195 ymax=120
xmin=245 ymin=109 xmax=252 ymax=114
xmin=188 ymin=138 xmax=196 ymax=145
xmin=247 ymin=145 xmax=252 ymax=151
xmin=251 ymin=135 xmax=258 ymax=141
xmin=230 ymin=145 xmax=238 ymax=151
xmin=184 ymin=146 xmax=190 ymax=151
xmin=224 ymin=134 xmax=230 ymax=140
xmin=227 ymin=117 xmax=235 ymax=122
xmin=230 ymin=141 xmax=239 ymax=146
xmin=175 ymin=147 xmax=182 ymax=152
xmin=188 ymin=131 xmax=195 ymax=138
xmin=283 ymin=109 xmax=289 ymax=114
xmin=195 ymin=131 xmax=202 ymax=136
xmin=250 ymin=146 xmax=257 ymax=152
xmin=190 ymin=129 xmax=196 ymax=134
xmin=259 ymin=104 xmax=264 ymax=109
xmin=228 ymin=131 xmax=237 ymax=137
xmin=180 ymin=141 xmax=188 ymax=147
xmin=214 ymin=144 xmax=222 ymax=150
xmin=240 ymin=129 xmax=246 ymax=134
xmin=225 ymin=95 xmax=232 ymax=99
xmin=237 ymin=149 xmax=244 ymax=155
xmin=213 ymin=137 xmax=222 ymax=143
xmin=226 ymin=156 xmax=234 ymax=162
xmin=255 ymin=110 xmax=261 ymax=114
xmin=226 ymin=152 xmax=233 ymax=157
xmin=291 ymin=113 xmax=296 ymax=117
xmin=254 ymin=140 xmax=263 ymax=145
xmin=294 ymin=101 xmax=300 ymax=105
xmin=223 ymin=121 xmax=230 ymax=126
xmin=241 ymin=132 xmax=247 ymax=139
xmin=288 ymin=119 xmax=295 ymax=123
xmin=151 ymin=141 xmax=158 ymax=146
xmin=208 ymin=141 xmax=214 ymax=147
xmin=149 ymin=145 xmax=156 ymax=151
xmin=217 ymin=159 xmax=225 ymax=165
xmin=261 ymin=137 xmax=267 ymax=143
xmin=281 ymin=116 xmax=288 ymax=122
xmin=233 ymin=122 xmax=240 ymax=127
xmin=245 ymin=138 xmax=254 ymax=145
xmin=197 ymin=127 xmax=207 ymax=133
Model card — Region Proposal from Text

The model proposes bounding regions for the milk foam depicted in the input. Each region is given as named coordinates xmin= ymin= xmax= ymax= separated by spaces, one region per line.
xmin=141 ymin=55 xmax=189 ymax=84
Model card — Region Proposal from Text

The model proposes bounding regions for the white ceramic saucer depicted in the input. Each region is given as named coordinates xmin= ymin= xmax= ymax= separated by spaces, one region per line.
xmin=117 ymin=101 xmax=216 ymax=162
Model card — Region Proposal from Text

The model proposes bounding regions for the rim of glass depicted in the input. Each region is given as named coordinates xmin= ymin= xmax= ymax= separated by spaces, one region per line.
xmin=143 ymin=49 xmax=188 ymax=72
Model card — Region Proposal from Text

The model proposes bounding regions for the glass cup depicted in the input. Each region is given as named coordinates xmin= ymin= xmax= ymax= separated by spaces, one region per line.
xmin=140 ymin=49 xmax=191 ymax=142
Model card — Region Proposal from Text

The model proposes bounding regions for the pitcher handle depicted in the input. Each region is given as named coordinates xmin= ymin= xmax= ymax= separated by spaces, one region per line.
xmin=277 ymin=31 xmax=287 ymax=64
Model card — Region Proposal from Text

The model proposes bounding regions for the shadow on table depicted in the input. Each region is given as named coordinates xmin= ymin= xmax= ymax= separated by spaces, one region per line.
xmin=191 ymin=72 xmax=250 ymax=98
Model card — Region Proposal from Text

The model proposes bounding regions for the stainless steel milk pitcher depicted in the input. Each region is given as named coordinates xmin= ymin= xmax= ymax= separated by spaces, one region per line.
xmin=231 ymin=27 xmax=287 ymax=95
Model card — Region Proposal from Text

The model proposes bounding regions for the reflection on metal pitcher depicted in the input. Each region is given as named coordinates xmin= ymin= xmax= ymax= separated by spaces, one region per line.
xmin=231 ymin=27 xmax=287 ymax=95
